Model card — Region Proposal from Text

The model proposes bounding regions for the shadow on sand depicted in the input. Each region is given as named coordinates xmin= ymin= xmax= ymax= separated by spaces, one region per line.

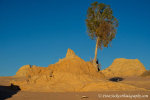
xmin=0 ymin=84 xmax=20 ymax=100
xmin=109 ymin=77 xmax=124 ymax=82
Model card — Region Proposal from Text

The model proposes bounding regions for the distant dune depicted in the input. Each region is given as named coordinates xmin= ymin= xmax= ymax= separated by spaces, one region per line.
xmin=102 ymin=58 xmax=146 ymax=77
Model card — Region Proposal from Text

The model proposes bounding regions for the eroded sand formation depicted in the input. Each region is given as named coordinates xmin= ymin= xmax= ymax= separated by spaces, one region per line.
xmin=102 ymin=58 xmax=146 ymax=77
xmin=11 ymin=49 xmax=148 ymax=92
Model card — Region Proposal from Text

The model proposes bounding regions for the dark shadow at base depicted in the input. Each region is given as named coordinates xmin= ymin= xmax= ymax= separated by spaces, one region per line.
xmin=0 ymin=84 xmax=20 ymax=100
xmin=109 ymin=77 xmax=124 ymax=82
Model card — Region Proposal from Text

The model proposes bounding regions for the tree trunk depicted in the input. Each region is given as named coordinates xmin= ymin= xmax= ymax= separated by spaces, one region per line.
xmin=93 ymin=37 xmax=100 ymax=71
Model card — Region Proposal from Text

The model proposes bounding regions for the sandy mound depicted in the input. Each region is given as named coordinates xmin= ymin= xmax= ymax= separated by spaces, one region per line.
xmin=141 ymin=70 xmax=150 ymax=77
xmin=102 ymin=58 xmax=146 ymax=77
xmin=15 ymin=65 xmax=31 ymax=77
xmin=11 ymin=49 xmax=147 ymax=92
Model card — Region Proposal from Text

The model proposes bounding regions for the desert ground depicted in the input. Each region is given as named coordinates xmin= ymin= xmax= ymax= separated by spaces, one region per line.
xmin=0 ymin=76 xmax=150 ymax=100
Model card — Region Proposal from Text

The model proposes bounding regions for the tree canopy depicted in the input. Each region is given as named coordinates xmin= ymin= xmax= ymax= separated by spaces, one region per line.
xmin=86 ymin=1 xmax=118 ymax=49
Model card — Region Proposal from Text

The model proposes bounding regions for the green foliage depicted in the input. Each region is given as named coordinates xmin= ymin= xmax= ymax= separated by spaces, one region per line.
xmin=86 ymin=1 xmax=118 ymax=49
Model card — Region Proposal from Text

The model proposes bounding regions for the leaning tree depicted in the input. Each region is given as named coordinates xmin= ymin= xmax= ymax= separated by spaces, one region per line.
xmin=86 ymin=1 xmax=118 ymax=71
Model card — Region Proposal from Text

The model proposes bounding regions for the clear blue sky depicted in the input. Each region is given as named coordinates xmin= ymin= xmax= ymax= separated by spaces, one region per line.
xmin=0 ymin=0 xmax=150 ymax=76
